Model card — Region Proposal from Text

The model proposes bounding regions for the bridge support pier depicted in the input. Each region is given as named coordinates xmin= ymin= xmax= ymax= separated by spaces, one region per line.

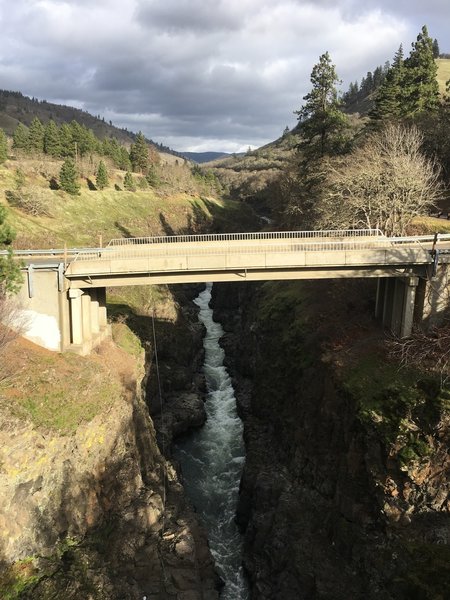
xmin=68 ymin=287 xmax=110 ymax=355
xmin=375 ymin=276 xmax=419 ymax=337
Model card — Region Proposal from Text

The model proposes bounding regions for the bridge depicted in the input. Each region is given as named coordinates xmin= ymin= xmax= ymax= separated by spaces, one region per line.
xmin=6 ymin=229 xmax=450 ymax=354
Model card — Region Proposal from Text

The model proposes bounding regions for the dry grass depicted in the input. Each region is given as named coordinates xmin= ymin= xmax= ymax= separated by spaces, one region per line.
xmin=437 ymin=59 xmax=450 ymax=96
xmin=0 ymin=336 xmax=137 ymax=435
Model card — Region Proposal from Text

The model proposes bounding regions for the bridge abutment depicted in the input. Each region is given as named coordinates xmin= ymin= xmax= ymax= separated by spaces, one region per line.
xmin=13 ymin=267 xmax=110 ymax=354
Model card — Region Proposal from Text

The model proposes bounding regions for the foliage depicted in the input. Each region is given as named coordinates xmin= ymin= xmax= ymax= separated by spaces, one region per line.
xmin=295 ymin=51 xmax=350 ymax=158
xmin=373 ymin=26 xmax=440 ymax=121
xmin=95 ymin=160 xmax=109 ymax=190
xmin=12 ymin=123 xmax=29 ymax=150
xmin=281 ymin=124 xmax=442 ymax=235
xmin=14 ymin=168 xmax=25 ymax=190
xmin=43 ymin=119 xmax=61 ymax=157
xmin=123 ymin=171 xmax=135 ymax=191
xmin=129 ymin=131 xmax=149 ymax=173
xmin=27 ymin=117 xmax=44 ymax=153
xmin=0 ymin=205 xmax=21 ymax=293
xmin=59 ymin=158 xmax=80 ymax=195
xmin=0 ymin=127 xmax=8 ymax=163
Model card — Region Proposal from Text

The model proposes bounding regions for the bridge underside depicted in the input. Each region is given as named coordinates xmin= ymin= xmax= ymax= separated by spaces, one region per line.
xmin=67 ymin=264 xmax=428 ymax=289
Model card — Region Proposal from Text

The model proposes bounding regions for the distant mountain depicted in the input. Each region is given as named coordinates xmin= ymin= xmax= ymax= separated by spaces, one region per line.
xmin=180 ymin=151 xmax=231 ymax=163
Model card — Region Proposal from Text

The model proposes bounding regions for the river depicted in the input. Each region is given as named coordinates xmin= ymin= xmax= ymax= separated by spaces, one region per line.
xmin=173 ymin=283 xmax=249 ymax=599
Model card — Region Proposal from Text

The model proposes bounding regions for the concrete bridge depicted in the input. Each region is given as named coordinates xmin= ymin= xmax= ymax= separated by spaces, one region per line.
xmin=6 ymin=229 xmax=450 ymax=354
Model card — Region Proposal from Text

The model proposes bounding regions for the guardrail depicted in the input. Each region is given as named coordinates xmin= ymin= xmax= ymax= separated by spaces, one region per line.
xmin=106 ymin=229 xmax=386 ymax=246
xmin=4 ymin=230 xmax=450 ymax=264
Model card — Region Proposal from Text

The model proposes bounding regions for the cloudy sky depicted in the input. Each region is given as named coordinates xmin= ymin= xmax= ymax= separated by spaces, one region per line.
xmin=0 ymin=0 xmax=448 ymax=152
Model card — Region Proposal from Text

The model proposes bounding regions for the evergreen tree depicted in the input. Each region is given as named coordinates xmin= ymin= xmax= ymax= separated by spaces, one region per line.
xmin=12 ymin=123 xmax=29 ymax=150
xmin=59 ymin=158 xmax=80 ymax=195
xmin=118 ymin=147 xmax=132 ymax=171
xmin=371 ymin=45 xmax=405 ymax=120
xmin=295 ymin=52 xmax=349 ymax=158
xmin=433 ymin=38 xmax=440 ymax=58
xmin=123 ymin=171 xmax=136 ymax=191
xmin=403 ymin=25 xmax=440 ymax=116
xmin=59 ymin=124 xmax=74 ymax=157
xmin=44 ymin=120 xmax=61 ymax=157
xmin=0 ymin=129 xmax=8 ymax=163
xmin=129 ymin=132 xmax=149 ymax=173
xmin=27 ymin=117 xmax=44 ymax=153
xmin=96 ymin=161 xmax=109 ymax=190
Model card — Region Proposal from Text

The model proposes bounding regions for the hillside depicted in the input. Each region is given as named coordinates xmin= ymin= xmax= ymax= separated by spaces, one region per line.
xmin=437 ymin=58 xmax=450 ymax=94
xmin=0 ymin=90 xmax=180 ymax=157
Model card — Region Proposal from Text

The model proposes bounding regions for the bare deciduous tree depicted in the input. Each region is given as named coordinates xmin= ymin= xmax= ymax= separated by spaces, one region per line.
xmin=322 ymin=124 xmax=442 ymax=235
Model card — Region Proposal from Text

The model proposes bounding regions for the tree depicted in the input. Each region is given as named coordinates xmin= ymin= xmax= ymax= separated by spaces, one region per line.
xmin=321 ymin=124 xmax=441 ymax=235
xmin=96 ymin=160 xmax=109 ymax=190
xmin=27 ymin=117 xmax=44 ymax=153
xmin=123 ymin=171 xmax=136 ymax=191
xmin=129 ymin=132 xmax=149 ymax=173
xmin=371 ymin=45 xmax=405 ymax=120
xmin=12 ymin=123 xmax=29 ymax=150
xmin=403 ymin=25 xmax=440 ymax=116
xmin=433 ymin=38 xmax=440 ymax=58
xmin=295 ymin=52 xmax=349 ymax=158
xmin=0 ymin=206 xmax=21 ymax=293
xmin=0 ymin=128 xmax=7 ymax=163
xmin=59 ymin=124 xmax=74 ymax=158
xmin=59 ymin=158 xmax=80 ymax=195
xmin=44 ymin=120 xmax=61 ymax=157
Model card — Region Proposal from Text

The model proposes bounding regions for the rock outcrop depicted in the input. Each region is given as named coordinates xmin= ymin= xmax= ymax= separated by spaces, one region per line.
xmin=211 ymin=279 xmax=450 ymax=599
xmin=0 ymin=295 xmax=219 ymax=599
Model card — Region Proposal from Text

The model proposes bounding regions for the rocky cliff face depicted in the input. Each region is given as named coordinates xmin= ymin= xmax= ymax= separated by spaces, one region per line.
xmin=0 ymin=285 xmax=219 ymax=599
xmin=211 ymin=279 xmax=450 ymax=599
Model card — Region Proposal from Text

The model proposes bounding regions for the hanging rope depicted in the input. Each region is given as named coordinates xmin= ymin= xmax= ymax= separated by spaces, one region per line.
xmin=151 ymin=307 xmax=169 ymax=588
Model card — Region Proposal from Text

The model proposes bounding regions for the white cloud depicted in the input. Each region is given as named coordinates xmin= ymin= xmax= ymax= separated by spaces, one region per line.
xmin=0 ymin=0 xmax=447 ymax=151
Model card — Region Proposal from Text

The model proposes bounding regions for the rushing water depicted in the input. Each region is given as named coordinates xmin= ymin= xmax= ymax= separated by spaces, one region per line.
xmin=173 ymin=283 xmax=249 ymax=599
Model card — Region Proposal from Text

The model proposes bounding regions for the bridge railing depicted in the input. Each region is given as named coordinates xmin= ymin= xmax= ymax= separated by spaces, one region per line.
xmin=106 ymin=229 xmax=386 ymax=246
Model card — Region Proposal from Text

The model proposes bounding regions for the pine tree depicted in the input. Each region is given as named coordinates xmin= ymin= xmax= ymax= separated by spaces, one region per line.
xmin=118 ymin=147 xmax=132 ymax=171
xmin=403 ymin=25 xmax=440 ymax=116
xmin=27 ymin=117 xmax=44 ymax=153
xmin=295 ymin=52 xmax=349 ymax=158
xmin=0 ymin=128 xmax=8 ymax=163
xmin=12 ymin=123 xmax=29 ymax=150
xmin=123 ymin=171 xmax=136 ymax=191
xmin=44 ymin=120 xmax=61 ymax=157
xmin=129 ymin=132 xmax=149 ymax=173
xmin=59 ymin=158 xmax=80 ymax=195
xmin=59 ymin=124 xmax=74 ymax=157
xmin=96 ymin=161 xmax=109 ymax=190
xmin=433 ymin=38 xmax=440 ymax=58
xmin=371 ymin=45 xmax=405 ymax=120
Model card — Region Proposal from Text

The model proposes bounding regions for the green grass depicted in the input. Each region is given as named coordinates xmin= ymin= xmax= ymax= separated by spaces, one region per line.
xmin=437 ymin=58 xmax=450 ymax=95
xmin=343 ymin=351 xmax=448 ymax=463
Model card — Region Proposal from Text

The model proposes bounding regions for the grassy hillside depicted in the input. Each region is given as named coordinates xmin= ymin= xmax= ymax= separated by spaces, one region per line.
xmin=437 ymin=58 xmax=450 ymax=95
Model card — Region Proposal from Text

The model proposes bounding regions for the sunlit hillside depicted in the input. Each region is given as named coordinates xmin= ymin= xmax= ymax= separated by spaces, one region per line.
xmin=437 ymin=58 xmax=450 ymax=95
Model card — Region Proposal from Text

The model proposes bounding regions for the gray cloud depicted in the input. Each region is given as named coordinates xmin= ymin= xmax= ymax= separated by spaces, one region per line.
xmin=0 ymin=0 xmax=448 ymax=151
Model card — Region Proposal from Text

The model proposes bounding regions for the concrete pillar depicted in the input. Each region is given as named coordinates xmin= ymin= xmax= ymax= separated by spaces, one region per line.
xmin=382 ymin=278 xmax=395 ymax=331
xmin=81 ymin=293 xmax=92 ymax=342
xmin=58 ymin=290 xmax=71 ymax=352
xmin=90 ymin=301 xmax=100 ymax=334
xmin=375 ymin=278 xmax=387 ymax=320
xmin=69 ymin=289 xmax=84 ymax=345
xmin=400 ymin=277 xmax=418 ymax=338
xmin=391 ymin=279 xmax=405 ymax=335
xmin=97 ymin=288 xmax=108 ymax=329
